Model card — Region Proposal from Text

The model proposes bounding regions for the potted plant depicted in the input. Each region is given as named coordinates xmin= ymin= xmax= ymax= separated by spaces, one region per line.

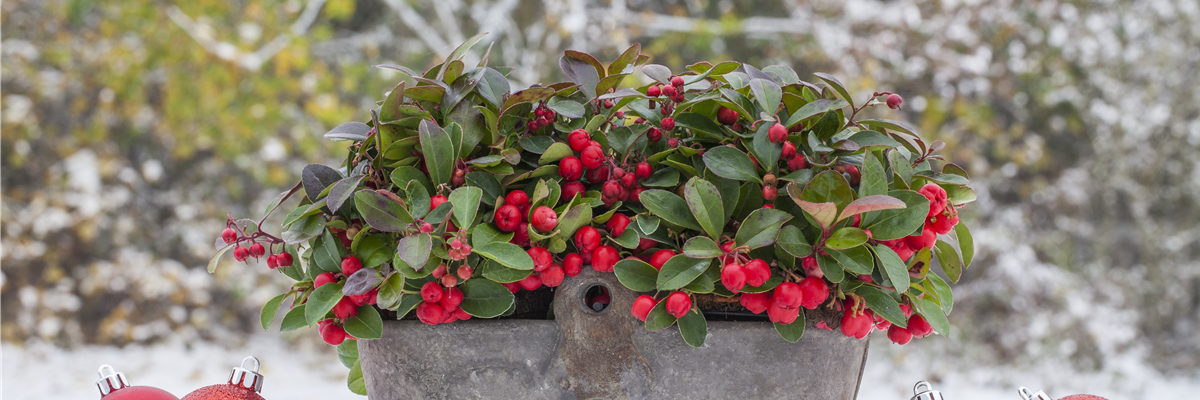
xmin=211 ymin=35 xmax=975 ymax=398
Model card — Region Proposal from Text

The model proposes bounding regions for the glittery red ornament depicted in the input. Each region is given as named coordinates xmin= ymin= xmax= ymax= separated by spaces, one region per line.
xmin=181 ymin=357 xmax=266 ymax=400
xmin=96 ymin=365 xmax=180 ymax=400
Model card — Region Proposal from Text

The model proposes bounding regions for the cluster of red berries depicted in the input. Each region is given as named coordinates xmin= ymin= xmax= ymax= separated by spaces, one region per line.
xmin=311 ymin=256 xmax=380 ymax=345
xmin=220 ymin=225 xmax=292 ymax=268
xmin=526 ymin=103 xmax=557 ymax=132
xmin=879 ymin=183 xmax=959 ymax=260
xmin=415 ymin=281 xmax=470 ymax=325
xmin=646 ymin=75 xmax=686 ymax=104
xmin=560 ymin=129 xmax=654 ymax=208
xmin=838 ymin=296 xmax=932 ymax=344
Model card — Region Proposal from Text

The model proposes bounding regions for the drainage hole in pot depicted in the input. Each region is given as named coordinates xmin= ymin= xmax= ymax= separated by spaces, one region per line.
xmin=583 ymin=285 xmax=610 ymax=312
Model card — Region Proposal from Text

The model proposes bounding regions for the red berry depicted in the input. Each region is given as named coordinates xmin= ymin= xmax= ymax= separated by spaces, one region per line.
xmin=630 ymin=186 xmax=645 ymax=203
xmin=670 ymin=75 xmax=684 ymax=87
xmin=772 ymin=282 xmax=804 ymax=308
xmin=743 ymin=259 xmax=771 ymax=287
xmin=416 ymin=302 xmax=445 ymax=325
xmin=266 ymin=254 xmax=279 ymax=269
xmin=601 ymin=180 xmax=622 ymax=207
xmin=563 ymin=253 xmax=583 ymax=277
xmin=667 ymin=137 xmax=679 ymax=148
xmin=664 ymin=291 xmax=691 ymax=318
xmin=277 ymin=252 xmax=293 ymax=267
xmin=517 ymin=273 xmax=543 ymax=291
xmin=430 ymin=195 xmax=448 ymax=211
xmin=509 ymin=222 xmax=530 ymax=247
xmin=580 ymin=146 xmax=605 ymax=170
xmin=606 ymin=214 xmax=632 ymax=237
xmin=844 ymin=165 xmax=860 ymax=185
xmin=888 ymin=325 xmax=913 ymax=344
xmin=341 ymin=256 xmax=363 ymax=276
xmin=721 ymin=262 xmax=748 ymax=292
xmin=502 ymin=282 xmax=521 ymax=293
xmin=717 ymin=106 xmax=739 ymax=125
xmin=561 ymin=181 xmax=585 ymax=202
xmin=762 ymin=186 xmax=777 ymax=201
xmin=768 ymin=122 xmax=787 ymax=144
xmin=333 ymin=296 xmax=359 ymax=319
xmin=621 ymin=173 xmax=637 ymax=189
xmin=591 ymin=246 xmax=619 ymax=272
xmin=540 ymin=264 xmax=565 ymax=287
xmin=419 ymin=222 xmax=434 ymax=233
xmin=574 ymin=226 xmax=601 ymax=253
xmin=568 ymin=129 xmax=591 ymax=152
xmin=740 ymin=292 xmax=770 ymax=314
xmin=928 ymin=205 xmax=959 ymax=235
xmin=587 ymin=165 xmax=610 ymax=183
xmin=661 ymin=117 xmax=675 ymax=131
xmin=649 ymin=249 xmax=675 ymax=270
xmin=635 ymin=162 xmax=652 ymax=179
xmin=886 ymin=93 xmax=903 ymax=110
xmin=797 ymin=277 xmax=829 ymax=309
xmin=761 ymin=204 xmax=774 ymax=209
xmin=907 ymin=314 xmax=934 ymax=338
xmin=881 ymin=238 xmax=916 ymax=261
xmin=840 ymin=309 xmax=873 ymax=339
xmin=637 ymin=238 xmax=657 ymax=252
xmin=314 ymin=272 xmax=336 ymax=288
xmin=767 ymin=300 xmax=802 ymax=325
xmin=440 ymin=287 xmax=464 ymax=311
xmin=787 ymin=154 xmax=808 ymax=171
xmin=221 ymin=228 xmax=238 ymax=244
xmin=604 ymin=99 xmax=614 ymax=108
xmin=494 ymin=204 xmax=522 ymax=232
xmin=905 ymin=226 xmax=938 ymax=251
xmin=456 ymin=266 xmax=473 ymax=280
xmin=557 ymin=156 xmax=584 ymax=181
xmin=233 ymin=246 xmax=250 ymax=262
xmin=661 ymin=85 xmax=676 ymax=98
xmin=528 ymin=246 xmax=553 ymax=272
xmin=531 ymin=206 xmax=558 ymax=233
xmin=631 ymin=295 xmax=658 ymax=321
xmin=801 ymin=256 xmax=823 ymax=278
xmin=782 ymin=141 xmax=797 ymax=159
xmin=421 ymin=281 xmax=443 ymax=303
xmin=432 ymin=263 xmax=448 ymax=279
xmin=647 ymin=127 xmax=662 ymax=142
xmin=441 ymin=274 xmax=458 ymax=287
xmin=917 ymin=183 xmax=948 ymax=217
xmin=320 ymin=323 xmax=347 ymax=345
xmin=646 ymin=84 xmax=661 ymax=97
xmin=350 ymin=288 xmax=378 ymax=306
xmin=505 ymin=190 xmax=529 ymax=207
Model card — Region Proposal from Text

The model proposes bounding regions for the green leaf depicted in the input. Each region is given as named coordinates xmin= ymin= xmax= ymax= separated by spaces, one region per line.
xmin=803 ymin=171 xmax=857 ymax=210
xmin=933 ymin=240 xmax=964 ymax=283
xmin=855 ymin=286 xmax=907 ymax=328
xmin=637 ymin=215 xmax=661 ymax=235
xmin=953 ymin=223 xmax=974 ymax=268
xmin=354 ymin=190 xmax=413 ymax=232
xmin=859 ymin=153 xmax=888 ymax=198
xmin=343 ymin=305 xmax=383 ymax=339
xmin=475 ymin=242 xmax=535 ymax=270
xmin=347 ymin=361 xmax=366 ymax=395
xmin=459 ymin=278 xmax=517 ymax=318
xmin=777 ymin=225 xmax=813 ymax=258
xmin=260 ymin=293 xmax=287 ymax=331
xmin=547 ymin=98 xmax=585 ymax=119
xmin=861 ymin=190 xmax=929 ymax=241
xmin=208 ymin=243 xmax=234 ymax=273
xmin=813 ymin=72 xmax=854 ymax=108
xmin=419 ymin=120 xmax=455 ymax=188
xmin=826 ymin=227 xmax=869 ymax=250
xmin=925 ymin=273 xmax=954 ymax=315
xmin=393 ymin=294 xmax=423 ymax=319
xmin=612 ymin=227 xmax=641 ymax=249
xmin=749 ymin=78 xmax=783 ymax=115
xmin=396 ymin=233 xmax=432 ymax=271
xmin=809 ymin=111 xmax=843 ymax=142
xmin=682 ymin=236 xmax=723 ymax=258
xmin=785 ymin=98 xmax=848 ymax=128
xmin=375 ymin=272 xmax=405 ymax=310
xmin=849 ymin=130 xmax=902 ymax=151
xmin=750 ymin=122 xmax=783 ymax=170
xmin=324 ymin=121 xmax=372 ymax=141
xmin=554 ymin=204 xmax=593 ymax=242
xmin=471 ymin=224 xmax=511 ymax=248
xmin=280 ymin=303 xmax=307 ymax=332
xmin=683 ymin=177 xmax=726 ymax=239
xmin=657 ymin=256 xmax=712 ymax=291
xmin=327 ymin=175 xmax=367 ymax=213
xmin=641 ymin=167 xmax=680 ymax=188
xmin=888 ymin=150 xmax=914 ymax=187
xmin=816 ymin=254 xmax=845 ymax=283
xmin=302 ymin=164 xmax=343 ymax=202
xmin=910 ymin=295 xmax=950 ymax=337
xmin=790 ymin=198 xmax=837 ymax=232
xmin=391 ymin=166 xmax=433 ymax=195
xmin=872 ymin=244 xmax=911 ymax=293
xmin=734 ymin=208 xmax=793 ymax=249
xmin=674 ymin=112 xmax=726 ymax=138
xmin=702 ymin=147 xmax=762 ymax=183
xmin=644 ymin=300 xmax=677 ymax=331
xmin=282 ymin=213 xmax=326 ymax=244
xmin=480 ymin=259 xmax=532 ymax=283
xmin=774 ymin=317 xmax=806 ymax=343
xmin=336 ymin=339 xmax=359 ymax=368
xmin=465 ymin=171 xmax=503 ymax=206
xmin=538 ymin=142 xmax=574 ymax=165
xmin=449 ymin=186 xmax=483 ymax=228
xmin=825 ymin=246 xmax=875 ymax=275
xmin=678 ymin=308 xmax=708 ymax=347
xmin=639 ymin=189 xmax=702 ymax=232
xmin=614 ymin=259 xmax=659 ymax=292
xmin=305 ymin=282 xmax=344 ymax=325
xmin=312 ymin=231 xmax=343 ymax=274
xmin=561 ymin=52 xmax=602 ymax=98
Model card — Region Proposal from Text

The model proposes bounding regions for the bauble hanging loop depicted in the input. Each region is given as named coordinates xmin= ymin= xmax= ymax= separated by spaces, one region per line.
xmin=181 ymin=356 xmax=266 ymax=400
xmin=95 ymin=364 xmax=180 ymax=400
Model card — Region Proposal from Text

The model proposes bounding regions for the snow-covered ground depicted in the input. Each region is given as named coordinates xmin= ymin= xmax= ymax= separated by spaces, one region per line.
xmin=5 ymin=333 xmax=1199 ymax=399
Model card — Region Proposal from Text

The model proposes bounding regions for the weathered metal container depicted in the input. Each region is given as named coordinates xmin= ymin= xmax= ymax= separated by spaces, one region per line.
xmin=359 ymin=268 xmax=869 ymax=399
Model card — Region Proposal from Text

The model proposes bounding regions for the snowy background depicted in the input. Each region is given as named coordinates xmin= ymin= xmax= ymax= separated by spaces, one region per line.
xmin=3 ymin=0 xmax=1199 ymax=398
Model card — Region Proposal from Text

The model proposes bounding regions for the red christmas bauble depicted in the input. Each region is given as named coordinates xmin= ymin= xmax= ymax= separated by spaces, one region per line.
xmin=181 ymin=356 xmax=266 ymax=400
xmin=96 ymin=365 xmax=180 ymax=400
